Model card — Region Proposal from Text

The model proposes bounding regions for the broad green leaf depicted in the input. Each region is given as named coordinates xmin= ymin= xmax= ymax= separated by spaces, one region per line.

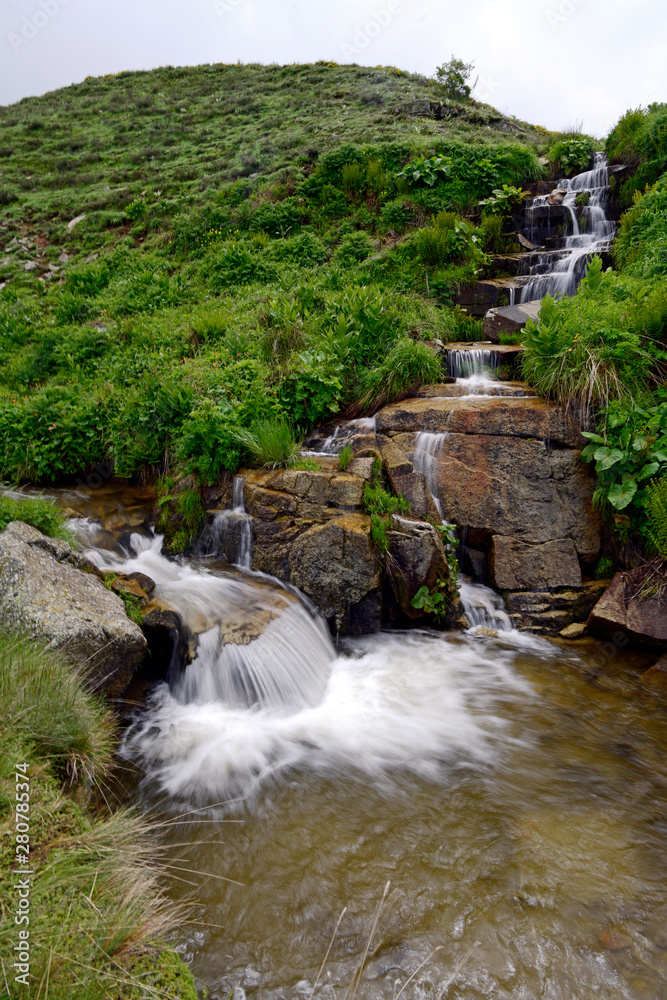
xmin=581 ymin=431 xmax=606 ymax=444
xmin=637 ymin=462 xmax=660 ymax=481
xmin=597 ymin=448 xmax=625 ymax=471
xmin=608 ymin=480 xmax=637 ymax=510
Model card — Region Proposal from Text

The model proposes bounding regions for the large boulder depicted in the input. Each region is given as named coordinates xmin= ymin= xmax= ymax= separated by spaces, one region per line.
xmin=386 ymin=515 xmax=450 ymax=618
xmin=287 ymin=514 xmax=381 ymax=626
xmin=0 ymin=521 xmax=146 ymax=696
xmin=490 ymin=536 xmax=582 ymax=590
xmin=482 ymin=300 xmax=542 ymax=343
xmin=588 ymin=565 xmax=667 ymax=649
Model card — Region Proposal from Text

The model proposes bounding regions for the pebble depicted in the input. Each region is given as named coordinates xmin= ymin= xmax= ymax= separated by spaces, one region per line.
xmin=560 ymin=622 xmax=587 ymax=639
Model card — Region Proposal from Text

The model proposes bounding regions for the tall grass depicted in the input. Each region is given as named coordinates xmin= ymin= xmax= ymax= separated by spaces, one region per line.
xmin=0 ymin=492 xmax=72 ymax=540
xmin=361 ymin=338 xmax=442 ymax=411
xmin=236 ymin=417 xmax=301 ymax=468
xmin=0 ymin=634 xmax=197 ymax=999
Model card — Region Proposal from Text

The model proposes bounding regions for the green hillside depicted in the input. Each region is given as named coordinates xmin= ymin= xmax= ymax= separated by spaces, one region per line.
xmin=0 ymin=61 xmax=550 ymax=483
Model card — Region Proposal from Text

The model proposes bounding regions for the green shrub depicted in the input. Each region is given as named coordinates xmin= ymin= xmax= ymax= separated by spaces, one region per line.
xmin=477 ymin=213 xmax=504 ymax=252
xmin=613 ymin=176 xmax=667 ymax=278
xmin=203 ymin=240 xmax=272 ymax=289
xmin=277 ymin=351 xmax=343 ymax=428
xmin=175 ymin=398 xmax=242 ymax=483
xmin=0 ymin=493 xmax=71 ymax=539
xmin=548 ymin=135 xmax=595 ymax=176
xmin=249 ymin=196 xmax=304 ymax=236
xmin=380 ymin=198 xmax=413 ymax=232
xmin=335 ymin=230 xmax=375 ymax=265
xmin=341 ymin=162 xmax=367 ymax=195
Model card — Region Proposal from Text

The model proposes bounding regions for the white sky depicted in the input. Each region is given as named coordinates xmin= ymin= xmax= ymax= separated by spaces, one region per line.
xmin=0 ymin=0 xmax=665 ymax=136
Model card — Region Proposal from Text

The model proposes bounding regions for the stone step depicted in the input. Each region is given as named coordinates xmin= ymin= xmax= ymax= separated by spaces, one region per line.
xmin=482 ymin=301 xmax=542 ymax=343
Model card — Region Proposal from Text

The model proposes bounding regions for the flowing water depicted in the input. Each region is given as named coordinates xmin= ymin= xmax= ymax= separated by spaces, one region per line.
xmin=517 ymin=152 xmax=616 ymax=303
xmin=32 ymin=481 xmax=667 ymax=1000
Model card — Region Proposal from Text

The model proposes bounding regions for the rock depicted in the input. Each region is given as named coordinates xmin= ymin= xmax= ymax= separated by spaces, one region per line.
xmin=24 ymin=261 xmax=39 ymax=272
xmin=386 ymin=515 xmax=450 ymax=619
xmin=375 ymin=434 xmax=412 ymax=477
xmin=588 ymin=567 xmax=667 ymax=648
xmin=387 ymin=470 xmax=440 ymax=522
xmin=639 ymin=654 xmax=667 ymax=695
xmin=482 ymin=300 xmax=542 ymax=343
xmin=67 ymin=213 xmax=86 ymax=230
xmin=455 ymin=277 xmax=531 ymax=316
xmin=124 ymin=571 xmax=156 ymax=594
xmin=393 ymin=430 xmax=599 ymax=557
xmin=345 ymin=457 xmax=374 ymax=481
xmin=505 ymin=583 xmax=606 ymax=634
xmin=378 ymin=395 xmax=582 ymax=447
xmin=287 ymin=514 xmax=381 ymax=624
xmin=141 ymin=604 xmax=185 ymax=677
xmin=598 ymin=931 xmax=630 ymax=951
xmin=548 ymin=188 xmax=568 ymax=206
xmin=111 ymin=576 xmax=149 ymax=601
xmin=0 ymin=521 xmax=146 ymax=696
xmin=560 ymin=622 xmax=587 ymax=639
xmin=473 ymin=626 xmax=499 ymax=639
xmin=58 ymin=251 xmax=70 ymax=263
xmin=490 ymin=536 xmax=582 ymax=590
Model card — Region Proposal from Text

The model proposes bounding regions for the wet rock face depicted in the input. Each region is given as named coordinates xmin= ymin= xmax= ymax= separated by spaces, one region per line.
xmin=588 ymin=566 xmax=667 ymax=649
xmin=0 ymin=521 xmax=146 ymax=696
xmin=379 ymin=394 xmax=600 ymax=591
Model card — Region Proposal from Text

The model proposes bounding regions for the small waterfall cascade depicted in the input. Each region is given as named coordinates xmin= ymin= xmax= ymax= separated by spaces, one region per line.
xmin=413 ymin=430 xmax=449 ymax=520
xmin=200 ymin=476 xmax=253 ymax=570
xmin=82 ymin=528 xmax=335 ymax=714
xmin=412 ymin=433 xmax=514 ymax=633
xmin=317 ymin=416 xmax=377 ymax=455
xmin=518 ymin=151 xmax=615 ymax=303
xmin=447 ymin=348 xmax=499 ymax=380
xmin=458 ymin=578 xmax=513 ymax=633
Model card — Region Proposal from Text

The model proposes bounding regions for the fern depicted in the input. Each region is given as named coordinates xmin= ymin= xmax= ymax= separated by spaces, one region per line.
xmin=646 ymin=475 xmax=667 ymax=558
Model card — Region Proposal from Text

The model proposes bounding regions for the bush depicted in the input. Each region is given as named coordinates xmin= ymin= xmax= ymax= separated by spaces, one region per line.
xmin=613 ymin=176 xmax=667 ymax=278
xmin=249 ymin=196 xmax=304 ymax=236
xmin=175 ymin=398 xmax=242 ymax=482
xmin=335 ymin=231 xmax=375 ymax=265
xmin=380 ymin=198 xmax=413 ymax=233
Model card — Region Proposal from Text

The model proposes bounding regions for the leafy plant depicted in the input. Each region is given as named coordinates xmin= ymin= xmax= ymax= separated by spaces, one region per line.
xmin=646 ymin=474 xmax=667 ymax=558
xmin=479 ymin=184 xmax=530 ymax=216
xmin=397 ymin=155 xmax=451 ymax=188
xmin=549 ymin=136 xmax=594 ymax=176
xmin=411 ymin=579 xmax=452 ymax=621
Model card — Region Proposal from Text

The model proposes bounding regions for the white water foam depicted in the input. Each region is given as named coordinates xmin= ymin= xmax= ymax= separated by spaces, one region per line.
xmin=122 ymin=629 xmax=534 ymax=804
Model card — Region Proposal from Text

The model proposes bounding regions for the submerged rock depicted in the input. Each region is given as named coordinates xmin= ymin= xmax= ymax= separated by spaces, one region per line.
xmin=0 ymin=521 xmax=146 ymax=696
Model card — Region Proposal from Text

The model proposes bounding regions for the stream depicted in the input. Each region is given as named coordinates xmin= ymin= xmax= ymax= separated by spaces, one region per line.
xmin=38 ymin=480 xmax=665 ymax=1000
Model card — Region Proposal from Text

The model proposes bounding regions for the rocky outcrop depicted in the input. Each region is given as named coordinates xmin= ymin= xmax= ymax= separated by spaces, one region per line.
xmin=0 ymin=521 xmax=146 ymax=695
xmin=376 ymin=394 xmax=600 ymax=592
xmin=504 ymin=582 xmax=607 ymax=635
xmin=203 ymin=466 xmax=452 ymax=634
xmin=588 ymin=565 xmax=667 ymax=649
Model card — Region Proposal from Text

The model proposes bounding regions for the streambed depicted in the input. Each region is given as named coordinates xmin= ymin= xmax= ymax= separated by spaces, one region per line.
xmin=28 ymin=484 xmax=667 ymax=999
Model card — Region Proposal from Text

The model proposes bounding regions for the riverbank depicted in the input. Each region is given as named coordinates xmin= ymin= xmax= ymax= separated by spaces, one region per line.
xmin=0 ymin=630 xmax=198 ymax=1000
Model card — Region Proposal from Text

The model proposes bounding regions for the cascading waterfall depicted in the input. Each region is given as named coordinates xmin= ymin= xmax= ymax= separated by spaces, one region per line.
xmin=318 ymin=416 xmax=377 ymax=455
xmin=412 ymin=431 xmax=514 ymax=633
xmin=82 ymin=529 xmax=335 ymax=714
xmin=447 ymin=348 xmax=499 ymax=380
xmin=199 ymin=475 xmax=253 ymax=569
xmin=518 ymin=151 xmax=615 ymax=303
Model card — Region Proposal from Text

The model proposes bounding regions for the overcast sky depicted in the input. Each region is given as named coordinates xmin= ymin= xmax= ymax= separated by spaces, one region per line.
xmin=0 ymin=0 xmax=665 ymax=136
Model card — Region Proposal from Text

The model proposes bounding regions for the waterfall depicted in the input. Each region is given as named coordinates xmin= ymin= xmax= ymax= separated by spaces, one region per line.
xmin=413 ymin=431 xmax=449 ymax=520
xmin=412 ymin=433 xmax=515 ymax=634
xmin=200 ymin=475 xmax=253 ymax=569
xmin=319 ymin=416 xmax=377 ymax=455
xmin=84 ymin=530 xmax=335 ymax=714
xmin=518 ymin=152 xmax=615 ymax=303
xmin=458 ymin=578 xmax=513 ymax=633
xmin=447 ymin=348 xmax=498 ymax=379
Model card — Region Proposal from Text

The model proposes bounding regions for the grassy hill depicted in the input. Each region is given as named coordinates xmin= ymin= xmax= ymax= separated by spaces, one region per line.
xmin=0 ymin=62 xmax=559 ymax=484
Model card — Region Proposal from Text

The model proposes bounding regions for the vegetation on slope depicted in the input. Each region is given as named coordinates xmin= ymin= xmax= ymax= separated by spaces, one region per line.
xmin=521 ymin=103 xmax=667 ymax=551
xmin=0 ymin=62 xmax=553 ymax=485
xmin=0 ymin=633 xmax=197 ymax=999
